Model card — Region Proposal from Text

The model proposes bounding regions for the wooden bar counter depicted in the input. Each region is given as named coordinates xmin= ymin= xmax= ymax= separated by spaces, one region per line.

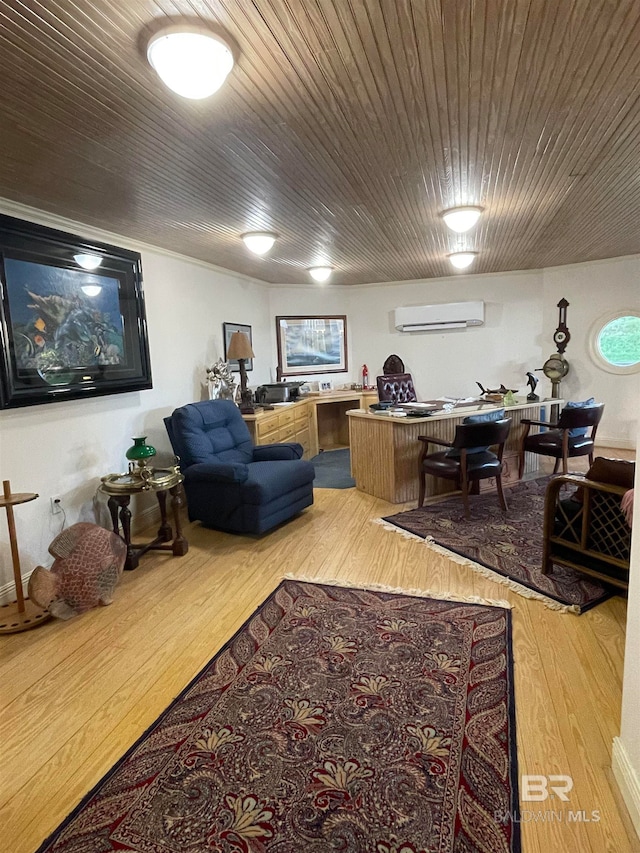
xmin=347 ymin=398 xmax=562 ymax=504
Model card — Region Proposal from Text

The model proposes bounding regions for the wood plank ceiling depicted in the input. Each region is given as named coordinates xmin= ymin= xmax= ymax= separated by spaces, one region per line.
xmin=0 ymin=0 xmax=638 ymax=285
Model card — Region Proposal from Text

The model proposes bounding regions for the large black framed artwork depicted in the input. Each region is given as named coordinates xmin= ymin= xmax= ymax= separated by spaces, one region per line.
xmin=0 ymin=214 xmax=152 ymax=408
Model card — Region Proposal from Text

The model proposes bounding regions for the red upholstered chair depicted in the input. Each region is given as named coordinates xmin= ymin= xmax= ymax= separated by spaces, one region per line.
xmin=418 ymin=418 xmax=512 ymax=518
xmin=376 ymin=373 xmax=417 ymax=404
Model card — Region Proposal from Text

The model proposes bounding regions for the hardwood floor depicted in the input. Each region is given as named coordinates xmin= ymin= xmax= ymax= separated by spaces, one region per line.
xmin=1 ymin=455 xmax=637 ymax=852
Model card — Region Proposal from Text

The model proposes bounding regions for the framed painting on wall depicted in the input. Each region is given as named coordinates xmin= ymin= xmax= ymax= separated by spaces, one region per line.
xmin=276 ymin=315 xmax=348 ymax=377
xmin=223 ymin=322 xmax=253 ymax=372
xmin=0 ymin=214 xmax=152 ymax=409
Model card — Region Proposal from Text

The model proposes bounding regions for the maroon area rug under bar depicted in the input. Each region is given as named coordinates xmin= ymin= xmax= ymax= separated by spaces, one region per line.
xmin=380 ymin=477 xmax=611 ymax=614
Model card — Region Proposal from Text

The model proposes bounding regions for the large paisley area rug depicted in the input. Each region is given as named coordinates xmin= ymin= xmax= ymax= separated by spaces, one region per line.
xmin=378 ymin=477 xmax=611 ymax=614
xmin=36 ymin=579 xmax=521 ymax=853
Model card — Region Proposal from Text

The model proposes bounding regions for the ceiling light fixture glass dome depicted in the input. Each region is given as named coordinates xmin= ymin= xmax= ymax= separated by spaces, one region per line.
xmin=441 ymin=206 xmax=483 ymax=233
xmin=147 ymin=25 xmax=235 ymax=100
xmin=241 ymin=231 xmax=278 ymax=255
xmin=448 ymin=251 xmax=478 ymax=270
xmin=74 ymin=253 xmax=102 ymax=270
xmin=80 ymin=285 xmax=102 ymax=297
xmin=308 ymin=266 xmax=333 ymax=282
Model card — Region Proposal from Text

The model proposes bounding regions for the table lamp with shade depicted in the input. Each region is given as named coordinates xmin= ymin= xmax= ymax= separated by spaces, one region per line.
xmin=226 ymin=330 xmax=256 ymax=413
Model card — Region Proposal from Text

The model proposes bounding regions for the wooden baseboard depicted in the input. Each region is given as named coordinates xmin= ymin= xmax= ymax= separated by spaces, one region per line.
xmin=597 ymin=438 xmax=636 ymax=451
xmin=0 ymin=571 xmax=36 ymax=606
xmin=612 ymin=736 xmax=640 ymax=840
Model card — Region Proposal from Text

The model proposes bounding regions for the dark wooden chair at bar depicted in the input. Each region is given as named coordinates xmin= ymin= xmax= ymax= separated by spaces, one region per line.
xmin=518 ymin=402 xmax=604 ymax=478
xmin=418 ymin=418 xmax=512 ymax=518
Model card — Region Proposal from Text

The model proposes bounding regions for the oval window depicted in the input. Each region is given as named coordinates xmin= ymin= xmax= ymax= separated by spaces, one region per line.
xmin=589 ymin=311 xmax=640 ymax=374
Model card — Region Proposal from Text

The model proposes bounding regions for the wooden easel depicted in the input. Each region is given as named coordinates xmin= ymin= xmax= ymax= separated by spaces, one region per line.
xmin=0 ymin=480 xmax=51 ymax=633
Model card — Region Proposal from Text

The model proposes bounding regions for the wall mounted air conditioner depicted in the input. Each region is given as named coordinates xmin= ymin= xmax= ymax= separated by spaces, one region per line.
xmin=394 ymin=301 xmax=485 ymax=332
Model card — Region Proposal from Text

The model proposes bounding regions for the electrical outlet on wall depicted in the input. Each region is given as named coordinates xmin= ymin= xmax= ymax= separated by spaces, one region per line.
xmin=50 ymin=495 xmax=63 ymax=515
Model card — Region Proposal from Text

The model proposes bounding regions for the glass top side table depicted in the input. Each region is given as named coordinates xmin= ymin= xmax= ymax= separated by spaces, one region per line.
xmin=99 ymin=466 xmax=188 ymax=571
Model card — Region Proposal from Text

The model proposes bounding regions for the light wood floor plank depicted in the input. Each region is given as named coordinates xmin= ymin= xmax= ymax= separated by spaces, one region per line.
xmin=0 ymin=472 xmax=637 ymax=853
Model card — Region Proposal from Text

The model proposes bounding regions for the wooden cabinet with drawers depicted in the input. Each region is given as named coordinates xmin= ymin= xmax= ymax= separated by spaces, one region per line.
xmin=243 ymin=402 xmax=312 ymax=458
xmin=242 ymin=391 xmax=377 ymax=460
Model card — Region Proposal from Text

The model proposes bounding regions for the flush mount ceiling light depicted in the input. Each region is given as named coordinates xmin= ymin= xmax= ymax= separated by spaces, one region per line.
xmin=308 ymin=266 xmax=333 ymax=282
xmin=74 ymin=253 xmax=102 ymax=270
xmin=241 ymin=231 xmax=278 ymax=255
xmin=147 ymin=24 xmax=235 ymax=99
xmin=448 ymin=252 xmax=478 ymax=270
xmin=441 ymin=206 xmax=483 ymax=233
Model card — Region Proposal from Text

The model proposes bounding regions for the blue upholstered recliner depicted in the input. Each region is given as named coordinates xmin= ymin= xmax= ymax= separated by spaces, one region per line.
xmin=164 ymin=400 xmax=315 ymax=535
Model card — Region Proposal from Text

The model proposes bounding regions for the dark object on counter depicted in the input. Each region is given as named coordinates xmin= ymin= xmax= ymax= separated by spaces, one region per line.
xmin=255 ymin=382 xmax=305 ymax=404
xmin=476 ymin=381 xmax=518 ymax=396
xmin=526 ymin=371 xmax=540 ymax=401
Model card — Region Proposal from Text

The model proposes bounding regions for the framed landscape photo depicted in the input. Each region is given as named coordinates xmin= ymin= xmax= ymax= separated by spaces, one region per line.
xmin=276 ymin=315 xmax=348 ymax=377
xmin=223 ymin=322 xmax=253 ymax=372
xmin=0 ymin=214 xmax=152 ymax=409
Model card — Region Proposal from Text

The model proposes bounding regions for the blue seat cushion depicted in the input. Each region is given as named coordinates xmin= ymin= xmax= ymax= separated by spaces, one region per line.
xmin=183 ymin=459 xmax=315 ymax=533
xmin=172 ymin=400 xmax=254 ymax=466
xmin=564 ymin=398 xmax=595 ymax=436
xmin=446 ymin=408 xmax=505 ymax=457
xmin=242 ymin=460 xmax=315 ymax=504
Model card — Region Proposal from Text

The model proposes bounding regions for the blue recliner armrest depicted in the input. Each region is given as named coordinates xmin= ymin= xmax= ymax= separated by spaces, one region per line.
xmin=253 ymin=443 xmax=303 ymax=461
xmin=184 ymin=461 xmax=249 ymax=484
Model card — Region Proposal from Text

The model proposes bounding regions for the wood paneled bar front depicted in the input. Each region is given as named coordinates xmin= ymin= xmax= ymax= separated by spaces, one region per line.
xmin=347 ymin=398 xmax=563 ymax=504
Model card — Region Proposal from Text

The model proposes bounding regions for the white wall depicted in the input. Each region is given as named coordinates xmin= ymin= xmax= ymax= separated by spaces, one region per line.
xmin=271 ymin=257 xmax=639 ymax=448
xmin=271 ymin=272 xmax=544 ymax=398
xmin=613 ymin=398 xmax=640 ymax=833
xmin=0 ymin=203 xmax=271 ymax=590
xmin=543 ymin=256 xmax=640 ymax=446
xmin=0 ymin=198 xmax=637 ymax=594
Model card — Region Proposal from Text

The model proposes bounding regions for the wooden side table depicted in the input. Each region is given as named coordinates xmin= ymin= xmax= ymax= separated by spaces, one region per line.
xmin=0 ymin=480 xmax=51 ymax=633
xmin=100 ymin=468 xmax=188 ymax=571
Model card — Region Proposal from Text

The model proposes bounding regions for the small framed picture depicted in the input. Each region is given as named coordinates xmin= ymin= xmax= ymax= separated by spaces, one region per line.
xmin=319 ymin=380 xmax=333 ymax=392
xmin=223 ymin=322 xmax=253 ymax=372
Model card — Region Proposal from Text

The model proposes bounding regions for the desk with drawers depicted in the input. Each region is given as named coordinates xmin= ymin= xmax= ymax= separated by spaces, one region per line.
xmin=242 ymin=391 xmax=378 ymax=458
